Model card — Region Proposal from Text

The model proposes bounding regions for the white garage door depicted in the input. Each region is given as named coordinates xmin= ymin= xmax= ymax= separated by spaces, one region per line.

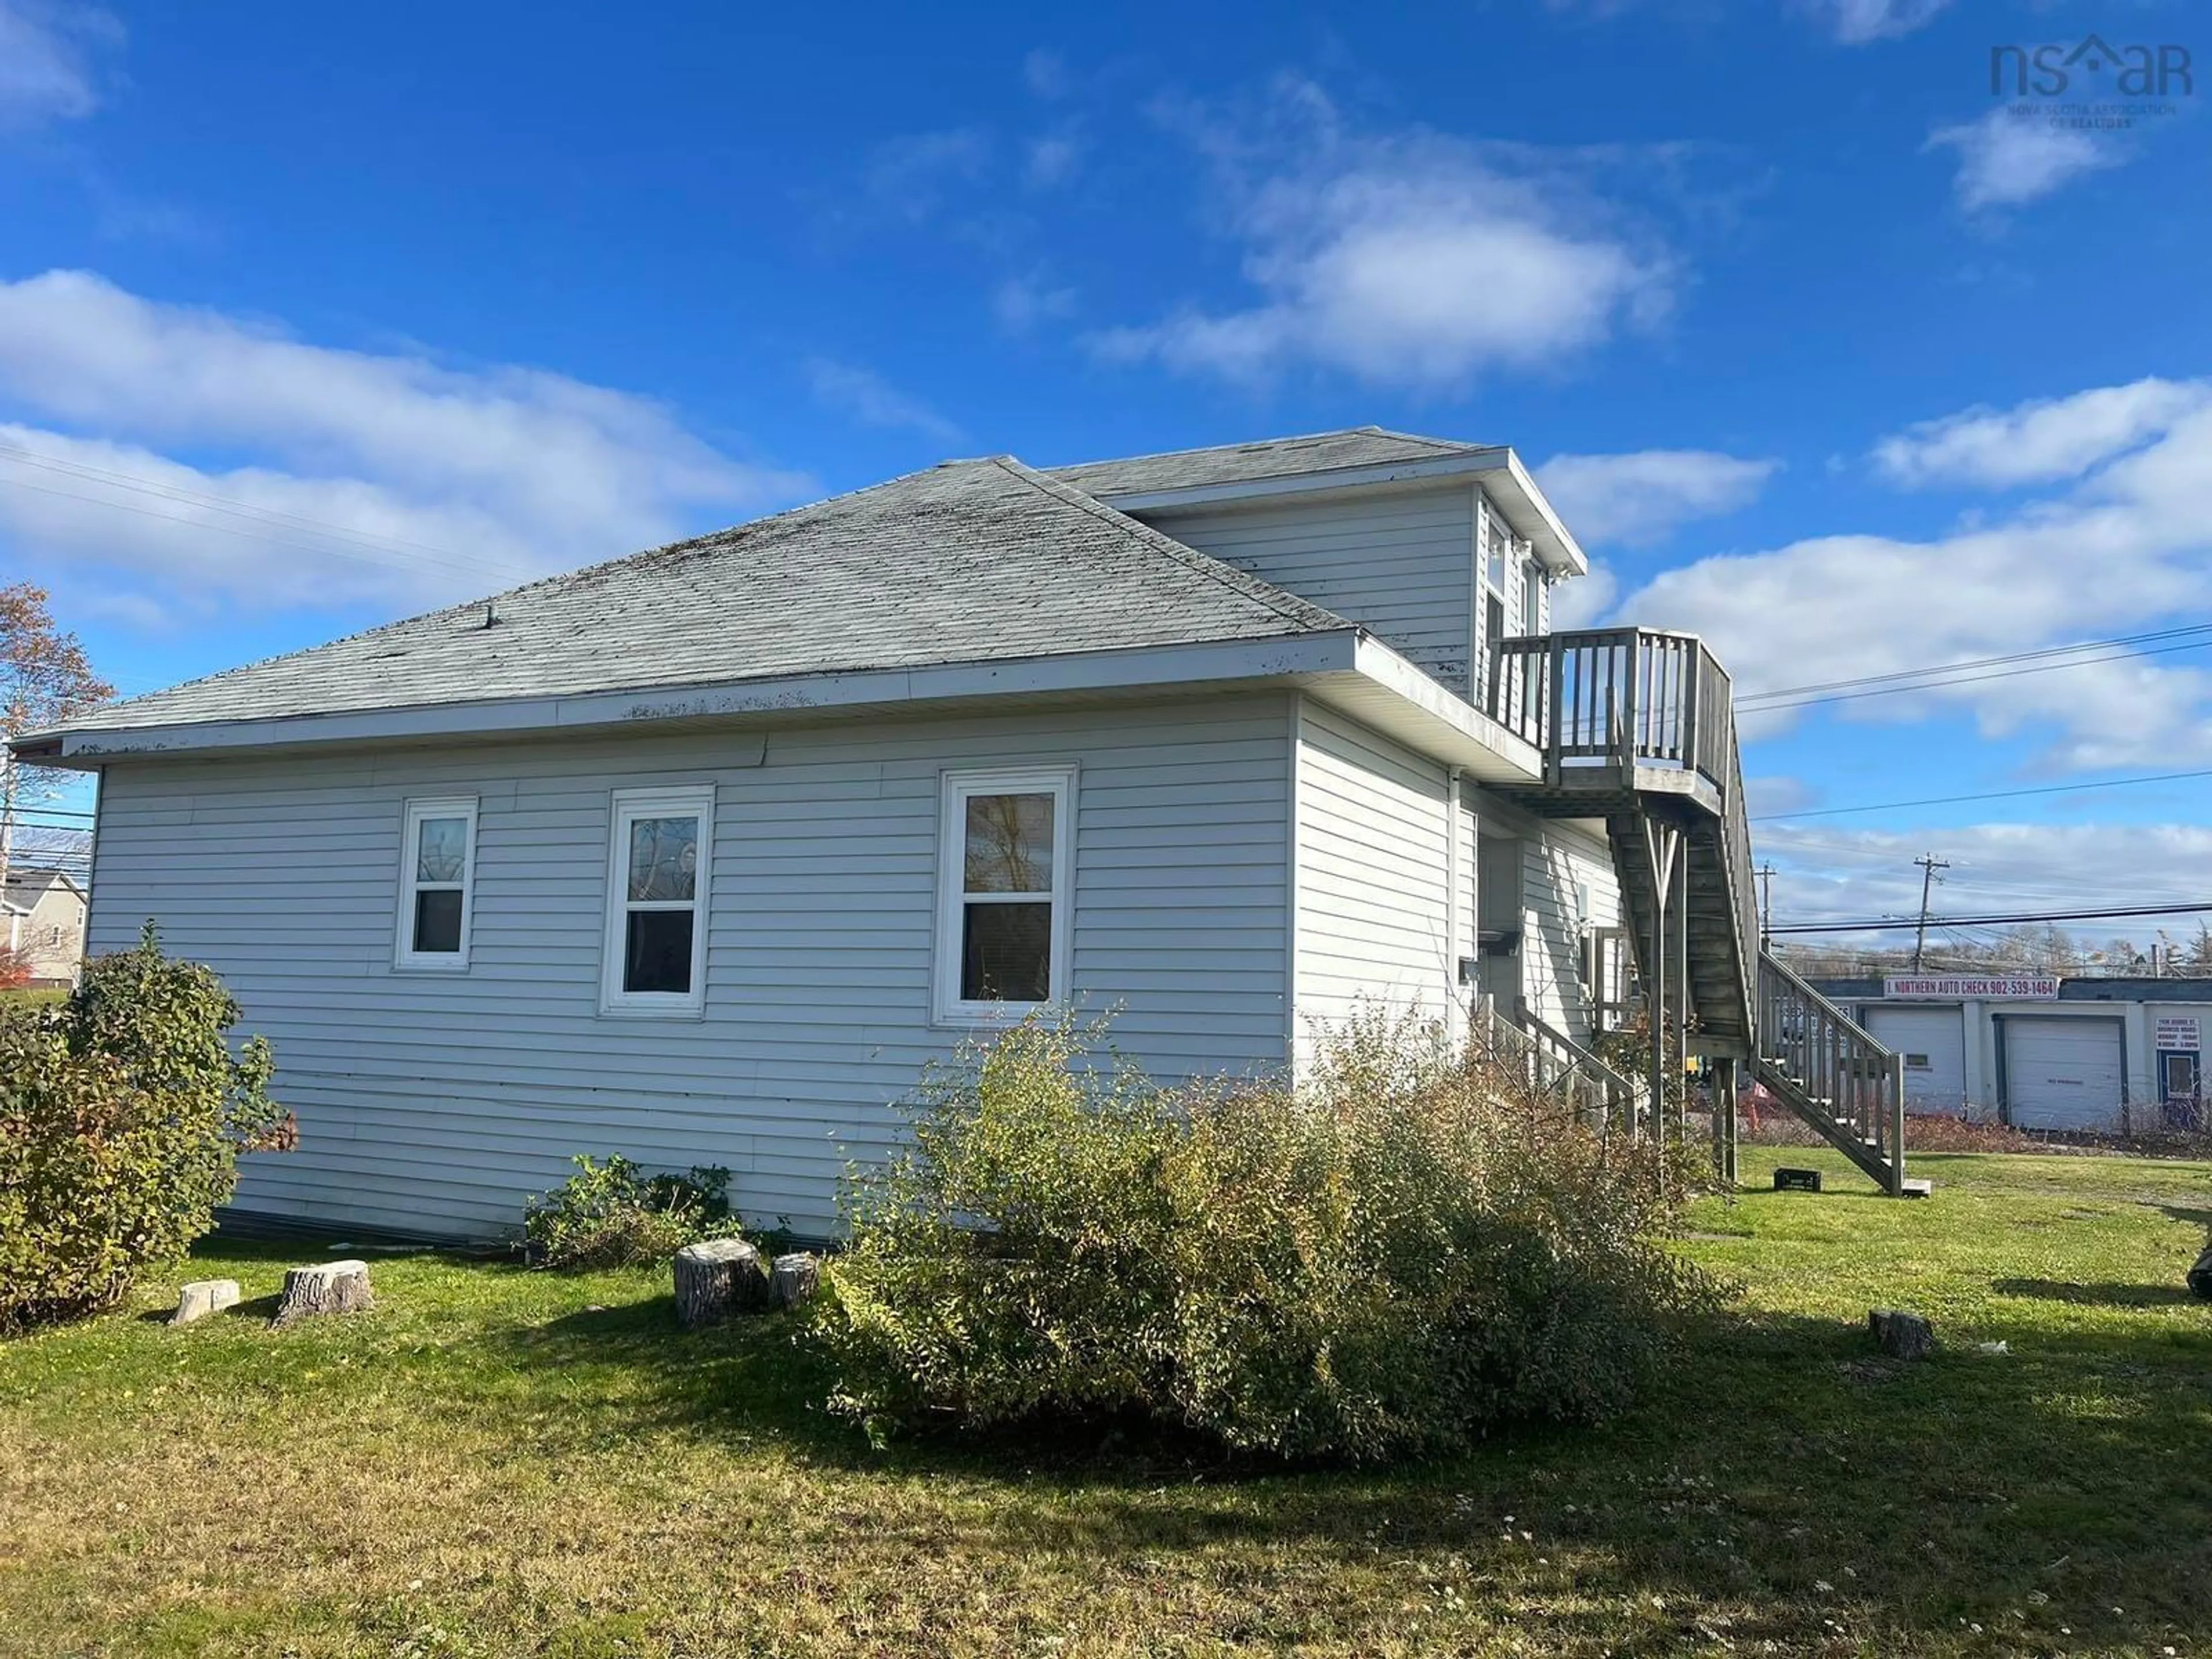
xmin=2005 ymin=1017 xmax=2126 ymax=1131
xmin=1865 ymin=1005 xmax=1967 ymax=1115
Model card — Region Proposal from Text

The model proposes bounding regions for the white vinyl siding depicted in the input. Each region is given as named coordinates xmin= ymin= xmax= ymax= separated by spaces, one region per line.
xmin=85 ymin=697 xmax=1294 ymax=1240
xmin=1520 ymin=818 xmax=1620 ymax=1044
xmin=1290 ymin=698 xmax=1458 ymax=1067
xmin=1141 ymin=486 xmax=1477 ymax=695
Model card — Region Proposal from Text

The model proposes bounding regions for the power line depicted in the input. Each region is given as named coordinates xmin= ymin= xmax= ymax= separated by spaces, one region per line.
xmin=0 ymin=448 xmax=520 ymax=584
xmin=1737 ymin=624 xmax=2212 ymax=709
xmin=1772 ymin=900 xmax=2212 ymax=935
xmin=1755 ymin=766 xmax=2212 ymax=823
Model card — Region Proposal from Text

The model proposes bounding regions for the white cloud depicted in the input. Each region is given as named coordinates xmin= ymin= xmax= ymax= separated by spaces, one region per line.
xmin=993 ymin=273 xmax=1078 ymax=334
xmin=1762 ymin=822 xmax=2212 ymax=934
xmin=1926 ymin=108 xmax=2125 ymax=211
xmin=1025 ymin=133 xmax=1082 ymax=191
xmin=803 ymin=357 xmax=963 ymax=444
xmin=864 ymin=128 xmax=993 ymax=221
xmin=1872 ymin=378 xmax=2210 ymax=490
xmin=1022 ymin=49 xmax=1070 ymax=100
xmin=1549 ymin=563 xmax=1618 ymax=631
xmin=0 ymin=0 xmax=119 ymax=130
xmin=1801 ymin=0 xmax=1950 ymax=44
xmin=1537 ymin=449 xmax=1777 ymax=547
xmin=0 ymin=271 xmax=806 ymax=617
xmin=1615 ymin=377 xmax=2212 ymax=771
xmin=1092 ymin=83 xmax=1671 ymax=389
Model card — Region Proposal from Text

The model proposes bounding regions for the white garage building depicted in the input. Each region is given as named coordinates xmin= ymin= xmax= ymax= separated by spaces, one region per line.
xmin=1808 ymin=974 xmax=2207 ymax=1134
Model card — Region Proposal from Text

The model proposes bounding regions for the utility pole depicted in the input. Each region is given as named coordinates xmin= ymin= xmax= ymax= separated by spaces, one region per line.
xmin=1756 ymin=862 xmax=1776 ymax=953
xmin=1911 ymin=853 xmax=1950 ymax=972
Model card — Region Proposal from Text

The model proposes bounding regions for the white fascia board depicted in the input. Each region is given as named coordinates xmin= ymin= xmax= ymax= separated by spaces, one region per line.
xmin=1321 ymin=635 xmax=1547 ymax=784
xmin=28 ymin=630 xmax=1370 ymax=766
xmin=1096 ymin=448 xmax=1589 ymax=578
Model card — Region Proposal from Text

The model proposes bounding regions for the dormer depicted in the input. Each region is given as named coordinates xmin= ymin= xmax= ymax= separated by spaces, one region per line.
xmin=1051 ymin=427 xmax=1588 ymax=703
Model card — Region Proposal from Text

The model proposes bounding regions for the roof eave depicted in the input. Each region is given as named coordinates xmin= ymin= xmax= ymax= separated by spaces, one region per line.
xmin=1090 ymin=446 xmax=1590 ymax=578
xmin=20 ymin=631 xmax=1371 ymax=766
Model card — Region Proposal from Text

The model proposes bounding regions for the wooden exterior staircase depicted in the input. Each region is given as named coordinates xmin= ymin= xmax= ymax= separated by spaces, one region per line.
xmin=1486 ymin=627 xmax=1911 ymax=1194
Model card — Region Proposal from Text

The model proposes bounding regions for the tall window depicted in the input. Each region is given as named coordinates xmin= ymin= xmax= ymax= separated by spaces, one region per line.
xmin=396 ymin=797 xmax=478 ymax=969
xmin=602 ymin=786 xmax=714 ymax=1015
xmin=935 ymin=766 xmax=1074 ymax=1021
xmin=1522 ymin=557 xmax=1546 ymax=635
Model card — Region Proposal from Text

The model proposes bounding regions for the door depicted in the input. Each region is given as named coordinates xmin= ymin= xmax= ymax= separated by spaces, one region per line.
xmin=1865 ymin=1005 xmax=1968 ymax=1116
xmin=1475 ymin=834 xmax=1522 ymax=1013
xmin=2003 ymin=1016 xmax=2126 ymax=1131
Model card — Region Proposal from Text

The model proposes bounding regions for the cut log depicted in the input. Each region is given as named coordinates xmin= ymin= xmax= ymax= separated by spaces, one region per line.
xmin=170 ymin=1279 xmax=241 ymax=1326
xmin=673 ymin=1238 xmax=768 ymax=1328
xmin=1869 ymin=1308 xmax=1933 ymax=1360
xmin=270 ymin=1260 xmax=373 ymax=1328
xmin=770 ymin=1252 xmax=820 ymax=1310
xmin=2188 ymin=1245 xmax=2212 ymax=1302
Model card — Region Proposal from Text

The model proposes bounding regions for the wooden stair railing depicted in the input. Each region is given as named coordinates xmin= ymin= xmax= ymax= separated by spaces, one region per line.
xmin=1753 ymin=952 xmax=1908 ymax=1195
xmin=1469 ymin=995 xmax=1628 ymax=1127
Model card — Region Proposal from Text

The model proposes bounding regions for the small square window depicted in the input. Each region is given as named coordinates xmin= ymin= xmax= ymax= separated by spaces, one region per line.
xmin=395 ymin=797 xmax=478 ymax=970
xmin=601 ymin=786 xmax=714 ymax=1015
xmin=935 ymin=767 xmax=1074 ymax=1022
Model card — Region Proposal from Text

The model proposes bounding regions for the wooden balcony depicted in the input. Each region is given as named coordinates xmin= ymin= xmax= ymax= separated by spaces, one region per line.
xmin=1486 ymin=626 xmax=1736 ymax=814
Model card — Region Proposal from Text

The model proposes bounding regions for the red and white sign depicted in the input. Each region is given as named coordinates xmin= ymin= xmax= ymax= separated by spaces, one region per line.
xmin=1883 ymin=975 xmax=2060 ymax=1001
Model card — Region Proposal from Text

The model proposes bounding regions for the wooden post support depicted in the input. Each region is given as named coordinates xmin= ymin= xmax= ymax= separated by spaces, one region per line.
xmin=1716 ymin=1057 xmax=1734 ymax=1185
xmin=1888 ymin=1050 xmax=1908 ymax=1198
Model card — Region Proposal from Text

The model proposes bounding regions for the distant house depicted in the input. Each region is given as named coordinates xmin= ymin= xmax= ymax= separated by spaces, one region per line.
xmin=13 ymin=427 xmax=1908 ymax=1238
xmin=2 ymin=867 xmax=87 ymax=987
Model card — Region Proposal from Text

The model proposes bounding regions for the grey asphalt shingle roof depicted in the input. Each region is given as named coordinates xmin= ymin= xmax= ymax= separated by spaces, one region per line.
xmin=59 ymin=456 xmax=1354 ymax=735
xmin=1047 ymin=426 xmax=1488 ymax=498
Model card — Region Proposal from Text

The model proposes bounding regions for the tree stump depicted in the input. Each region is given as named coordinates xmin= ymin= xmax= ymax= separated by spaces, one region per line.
xmin=170 ymin=1279 xmax=240 ymax=1326
xmin=1869 ymin=1308 xmax=1933 ymax=1360
xmin=770 ymin=1252 xmax=820 ymax=1310
xmin=270 ymin=1260 xmax=373 ymax=1328
xmin=673 ymin=1238 xmax=768 ymax=1328
xmin=2188 ymin=1245 xmax=2212 ymax=1302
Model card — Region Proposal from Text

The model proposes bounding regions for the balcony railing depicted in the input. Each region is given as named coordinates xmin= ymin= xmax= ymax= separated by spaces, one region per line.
xmin=1486 ymin=627 xmax=1735 ymax=796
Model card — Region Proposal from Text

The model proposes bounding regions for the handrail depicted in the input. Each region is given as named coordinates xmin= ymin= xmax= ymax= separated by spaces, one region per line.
xmin=1517 ymin=1005 xmax=1639 ymax=1105
xmin=1469 ymin=995 xmax=1616 ymax=1124
xmin=1756 ymin=951 xmax=1907 ymax=1194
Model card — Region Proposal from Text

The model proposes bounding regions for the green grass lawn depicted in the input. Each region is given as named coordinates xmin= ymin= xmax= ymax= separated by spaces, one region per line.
xmin=2 ymin=1147 xmax=2209 ymax=1658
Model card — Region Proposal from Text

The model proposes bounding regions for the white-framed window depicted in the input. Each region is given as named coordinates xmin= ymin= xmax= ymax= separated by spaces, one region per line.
xmin=395 ymin=796 xmax=479 ymax=971
xmin=934 ymin=766 xmax=1075 ymax=1023
xmin=601 ymin=785 xmax=714 ymax=1016
xmin=1521 ymin=557 xmax=1546 ymax=635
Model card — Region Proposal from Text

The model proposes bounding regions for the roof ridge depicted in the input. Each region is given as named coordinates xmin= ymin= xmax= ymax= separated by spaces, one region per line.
xmin=1043 ymin=425 xmax=1409 ymax=476
xmin=987 ymin=456 xmax=1353 ymax=636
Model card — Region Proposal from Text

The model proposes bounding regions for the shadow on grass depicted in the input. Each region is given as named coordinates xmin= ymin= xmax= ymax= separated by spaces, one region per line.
xmin=466 ymin=1290 xmax=2212 ymax=1638
xmin=1994 ymin=1277 xmax=2200 ymax=1308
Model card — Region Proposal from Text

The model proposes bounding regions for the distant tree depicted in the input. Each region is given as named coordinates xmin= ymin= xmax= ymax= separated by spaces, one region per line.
xmin=0 ymin=585 xmax=111 ymax=889
xmin=2190 ymin=921 xmax=2212 ymax=976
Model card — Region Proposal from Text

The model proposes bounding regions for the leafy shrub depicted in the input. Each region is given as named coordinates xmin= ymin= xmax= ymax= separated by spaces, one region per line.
xmin=523 ymin=1154 xmax=733 ymax=1270
xmin=0 ymin=923 xmax=283 ymax=1329
xmin=824 ymin=1009 xmax=1716 ymax=1463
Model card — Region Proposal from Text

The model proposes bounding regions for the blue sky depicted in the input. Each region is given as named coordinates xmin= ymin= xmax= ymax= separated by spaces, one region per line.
xmin=1 ymin=0 xmax=2208 ymax=947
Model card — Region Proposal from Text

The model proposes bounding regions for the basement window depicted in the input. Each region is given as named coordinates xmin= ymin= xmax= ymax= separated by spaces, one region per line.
xmin=934 ymin=766 xmax=1074 ymax=1022
xmin=601 ymin=785 xmax=714 ymax=1016
xmin=395 ymin=797 xmax=478 ymax=971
